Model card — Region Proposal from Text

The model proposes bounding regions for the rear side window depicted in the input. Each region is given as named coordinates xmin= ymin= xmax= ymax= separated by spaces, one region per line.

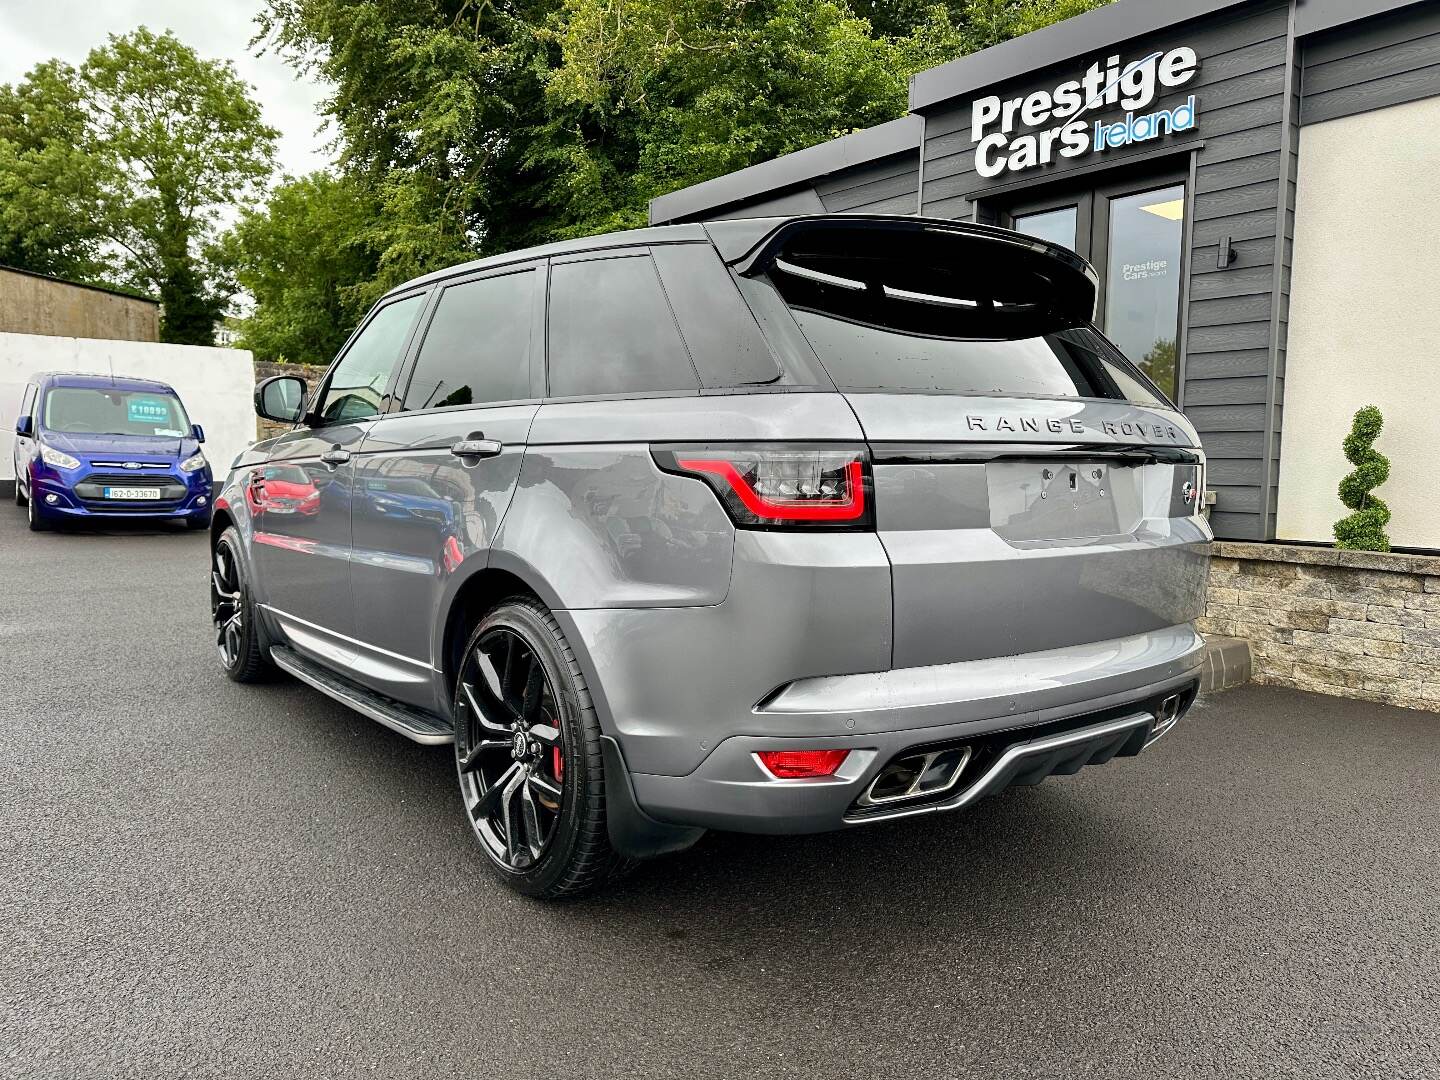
xmin=404 ymin=270 xmax=535 ymax=410
xmin=753 ymin=220 xmax=1168 ymax=407
xmin=547 ymin=254 xmax=700 ymax=397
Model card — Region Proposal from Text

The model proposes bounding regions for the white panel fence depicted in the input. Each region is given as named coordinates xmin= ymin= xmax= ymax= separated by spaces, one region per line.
xmin=0 ymin=332 xmax=257 ymax=487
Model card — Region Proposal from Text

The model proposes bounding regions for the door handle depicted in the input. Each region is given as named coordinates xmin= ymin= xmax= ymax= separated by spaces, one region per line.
xmin=320 ymin=448 xmax=352 ymax=468
xmin=451 ymin=438 xmax=503 ymax=460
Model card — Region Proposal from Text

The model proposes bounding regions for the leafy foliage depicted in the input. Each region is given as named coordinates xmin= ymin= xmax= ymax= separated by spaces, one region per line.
xmin=1334 ymin=405 xmax=1391 ymax=552
xmin=1140 ymin=337 xmax=1176 ymax=400
xmin=0 ymin=63 xmax=112 ymax=283
xmin=0 ymin=30 xmax=277 ymax=344
xmin=243 ymin=0 xmax=1108 ymax=351
xmin=223 ymin=172 xmax=383 ymax=365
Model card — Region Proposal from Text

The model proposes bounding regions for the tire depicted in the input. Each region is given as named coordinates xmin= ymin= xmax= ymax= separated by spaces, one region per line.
xmin=13 ymin=480 xmax=24 ymax=507
xmin=26 ymin=493 xmax=49 ymax=531
xmin=211 ymin=526 xmax=272 ymax=683
xmin=453 ymin=596 xmax=629 ymax=899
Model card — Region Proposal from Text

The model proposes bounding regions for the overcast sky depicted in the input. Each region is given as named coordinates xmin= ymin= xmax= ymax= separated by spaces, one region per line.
xmin=0 ymin=0 xmax=334 ymax=180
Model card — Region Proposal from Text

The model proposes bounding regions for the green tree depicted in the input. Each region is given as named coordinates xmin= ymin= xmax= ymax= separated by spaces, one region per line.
xmin=541 ymin=0 xmax=965 ymax=236
xmin=1334 ymin=404 xmax=1391 ymax=552
xmin=0 ymin=29 xmax=277 ymax=343
xmin=1141 ymin=337 xmax=1176 ymax=400
xmin=0 ymin=62 xmax=112 ymax=282
xmin=256 ymin=0 xmax=1108 ymax=307
xmin=81 ymin=28 xmax=279 ymax=344
xmin=224 ymin=172 xmax=382 ymax=365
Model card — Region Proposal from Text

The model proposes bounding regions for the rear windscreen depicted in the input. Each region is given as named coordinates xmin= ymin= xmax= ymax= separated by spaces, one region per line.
xmin=750 ymin=220 xmax=1170 ymax=408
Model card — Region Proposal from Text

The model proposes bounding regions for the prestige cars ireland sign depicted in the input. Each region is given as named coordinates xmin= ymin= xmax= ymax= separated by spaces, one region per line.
xmin=971 ymin=46 xmax=1200 ymax=178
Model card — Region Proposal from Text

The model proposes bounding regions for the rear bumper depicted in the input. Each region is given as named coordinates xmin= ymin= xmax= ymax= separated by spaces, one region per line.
xmin=625 ymin=625 xmax=1204 ymax=835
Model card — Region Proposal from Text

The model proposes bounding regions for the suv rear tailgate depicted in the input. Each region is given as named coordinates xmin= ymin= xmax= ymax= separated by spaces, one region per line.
xmin=850 ymin=393 xmax=1211 ymax=669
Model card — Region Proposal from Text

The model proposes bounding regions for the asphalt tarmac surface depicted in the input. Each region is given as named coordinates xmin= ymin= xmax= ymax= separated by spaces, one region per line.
xmin=2 ymin=508 xmax=1438 ymax=1079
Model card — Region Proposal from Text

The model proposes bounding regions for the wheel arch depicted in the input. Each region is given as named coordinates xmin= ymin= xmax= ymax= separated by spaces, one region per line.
xmin=209 ymin=505 xmax=236 ymax=548
xmin=438 ymin=563 xmax=549 ymax=704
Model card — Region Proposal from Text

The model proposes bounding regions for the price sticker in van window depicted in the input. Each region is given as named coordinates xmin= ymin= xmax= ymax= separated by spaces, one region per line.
xmin=128 ymin=398 xmax=169 ymax=424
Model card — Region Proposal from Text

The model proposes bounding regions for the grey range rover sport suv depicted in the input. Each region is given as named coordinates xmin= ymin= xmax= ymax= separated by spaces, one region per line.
xmin=215 ymin=214 xmax=1211 ymax=898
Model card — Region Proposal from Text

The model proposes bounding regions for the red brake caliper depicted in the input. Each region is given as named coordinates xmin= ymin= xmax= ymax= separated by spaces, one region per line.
xmin=552 ymin=744 xmax=564 ymax=783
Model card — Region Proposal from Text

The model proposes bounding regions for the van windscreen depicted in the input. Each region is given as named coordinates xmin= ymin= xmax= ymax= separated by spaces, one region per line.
xmin=750 ymin=220 xmax=1169 ymax=407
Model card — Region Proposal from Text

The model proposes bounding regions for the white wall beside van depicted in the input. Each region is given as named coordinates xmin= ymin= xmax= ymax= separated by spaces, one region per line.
xmin=1277 ymin=96 xmax=1440 ymax=551
xmin=0 ymin=334 xmax=256 ymax=486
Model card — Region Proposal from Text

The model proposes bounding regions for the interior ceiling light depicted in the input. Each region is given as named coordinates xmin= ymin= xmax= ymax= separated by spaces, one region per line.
xmin=1139 ymin=198 xmax=1185 ymax=221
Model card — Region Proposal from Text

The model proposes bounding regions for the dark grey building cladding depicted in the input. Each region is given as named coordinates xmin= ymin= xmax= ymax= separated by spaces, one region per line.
xmin=649 ymin=0 xmax=1440 ymax=542
xmin=918 ymin=0 xmax=1298 ymax=541
xmin=1301 ymin=2 xmax=1440 ymax=124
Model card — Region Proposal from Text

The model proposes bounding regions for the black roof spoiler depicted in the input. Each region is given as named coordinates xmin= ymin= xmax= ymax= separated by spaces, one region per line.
xmin=703 ymin=214 xmax=1097 ymax=286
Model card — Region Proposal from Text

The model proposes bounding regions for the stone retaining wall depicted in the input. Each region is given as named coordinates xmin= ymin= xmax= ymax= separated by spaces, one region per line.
xmin=1199 ymin=541 xmax=1440 ymax=713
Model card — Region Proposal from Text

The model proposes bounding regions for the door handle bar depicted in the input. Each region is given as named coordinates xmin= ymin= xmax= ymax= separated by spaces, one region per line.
xmin=320 ymin=448 xmax=352 ymax=468
xmin=451 ymin=438 xmax=503 ymax=460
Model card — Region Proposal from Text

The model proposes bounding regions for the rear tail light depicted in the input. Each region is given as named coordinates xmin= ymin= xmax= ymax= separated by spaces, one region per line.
xmin=755 ymin=749 xmax=850 ymax=779
xmin=653 ymin=445 xmax=871 ymax=529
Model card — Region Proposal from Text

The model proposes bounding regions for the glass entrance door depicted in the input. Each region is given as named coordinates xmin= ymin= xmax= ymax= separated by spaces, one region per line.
xmin=1003 ymin=175 xmax=1187 ymax=401
xmin=1096 ymin=183 xmax=1185 ymax=394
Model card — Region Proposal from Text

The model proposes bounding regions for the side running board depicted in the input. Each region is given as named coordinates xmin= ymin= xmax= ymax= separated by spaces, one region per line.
xmin=270 ymin=645 xmax=454 ymax=746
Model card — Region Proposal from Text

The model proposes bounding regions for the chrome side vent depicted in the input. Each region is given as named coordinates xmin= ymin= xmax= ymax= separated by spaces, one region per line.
xmin=857 ymin=746 xmax=972 ymax=808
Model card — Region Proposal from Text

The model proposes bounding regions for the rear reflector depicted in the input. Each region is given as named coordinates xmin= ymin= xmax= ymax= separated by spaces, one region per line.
xmin=653 ymin=445 xmax=871 ymax=529
xmin=755 ymin=749 xmax=850 ymax=779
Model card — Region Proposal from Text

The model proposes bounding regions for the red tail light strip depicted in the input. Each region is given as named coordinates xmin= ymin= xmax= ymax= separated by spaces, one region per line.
xmin=673 ymin=458 xmax=866 ymax=522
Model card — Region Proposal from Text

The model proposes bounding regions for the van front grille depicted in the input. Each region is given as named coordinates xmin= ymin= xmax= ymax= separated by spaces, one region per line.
xmin=74 ymin=472 xmax=188 ymax=506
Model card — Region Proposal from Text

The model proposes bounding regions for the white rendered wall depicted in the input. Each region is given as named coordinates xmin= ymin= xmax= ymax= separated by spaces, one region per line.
xmin=1277 ymin=96 xmax=1440 ymax=550
xmin=0 ymin=334 xmax=256 ymax=485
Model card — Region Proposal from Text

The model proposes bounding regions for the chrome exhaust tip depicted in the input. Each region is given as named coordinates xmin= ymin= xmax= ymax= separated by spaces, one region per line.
xmin=857 ymin=745 xmax=972 ymax=808
xmin=1147 ymin=692 xmax=1185 ymax=745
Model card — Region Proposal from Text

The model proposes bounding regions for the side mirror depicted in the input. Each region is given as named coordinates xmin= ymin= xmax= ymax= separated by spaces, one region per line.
xmin=255 ymin=375 xmax=307 ymax=425
xmin=192 ymin=423 xmax=206 ymax=444
xmin=15 ymin=415 xmax=33 ymax=438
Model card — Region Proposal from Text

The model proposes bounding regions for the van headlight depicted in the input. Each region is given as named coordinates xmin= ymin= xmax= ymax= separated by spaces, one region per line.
xmin=180 ymin=452 xmax=209 ymax=474
xmin=40 ymin=445 xmax=81 ymax=471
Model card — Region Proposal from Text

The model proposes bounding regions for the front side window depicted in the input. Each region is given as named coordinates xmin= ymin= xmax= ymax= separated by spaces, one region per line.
xmin=402 ymin=271 xmax=535 ymax=411
xmin=20 ymin=385 xmax=36 ymax=418
xmin=547 ymin=254 xmax=699 ymax=398
xmin=43 ymin=387 xmax=192 ymax=436
xmin=318 ymin=294 xmax=425 ymax=423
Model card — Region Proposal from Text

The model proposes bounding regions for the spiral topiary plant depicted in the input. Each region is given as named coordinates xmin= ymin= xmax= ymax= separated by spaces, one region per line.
xmin=1333 ymin=404 xmax=1391 ymax=552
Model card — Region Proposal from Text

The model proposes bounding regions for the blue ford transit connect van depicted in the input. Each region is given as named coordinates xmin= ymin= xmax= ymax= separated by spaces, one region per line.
xmin=12 ymin=372 xmax=213 ymax=531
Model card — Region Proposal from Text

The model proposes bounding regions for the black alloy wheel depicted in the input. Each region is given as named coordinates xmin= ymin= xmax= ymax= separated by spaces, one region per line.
xmin=453 ymin=598 xmax=626 ymax=898
xmin=211 ymin=526 xmax=270 ymax=682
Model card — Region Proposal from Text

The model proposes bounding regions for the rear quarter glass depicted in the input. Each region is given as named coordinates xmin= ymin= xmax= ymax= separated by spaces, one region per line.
xmin=649 ymin=244 xmax=785 ymax=388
